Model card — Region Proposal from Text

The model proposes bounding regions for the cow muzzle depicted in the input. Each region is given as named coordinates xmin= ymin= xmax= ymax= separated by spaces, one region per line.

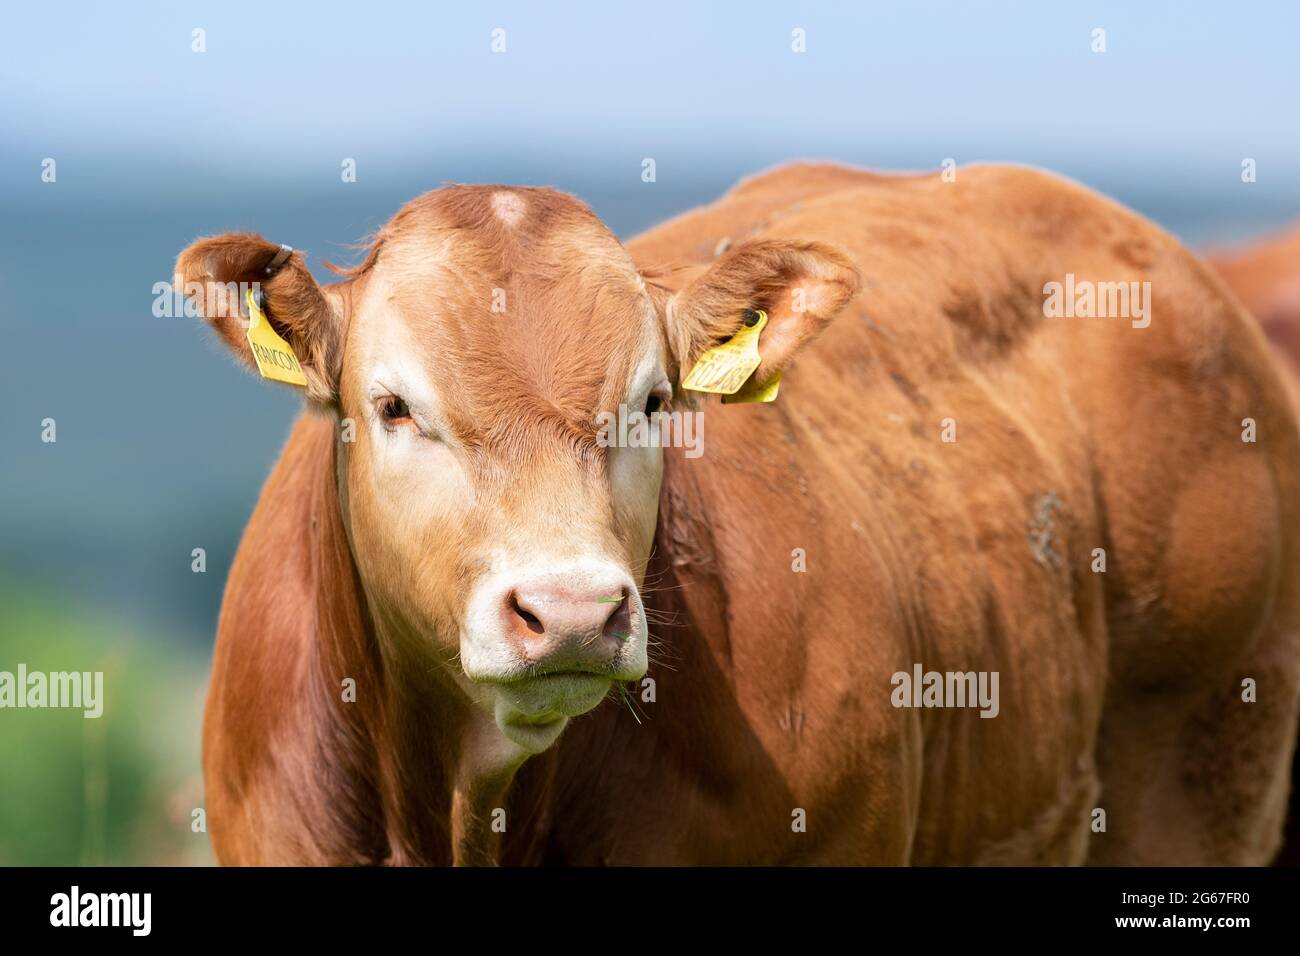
xmin=459 ymin=560 xmax=648 ymax=752
xmin=505 ymin=579 xmax=636 ymax=671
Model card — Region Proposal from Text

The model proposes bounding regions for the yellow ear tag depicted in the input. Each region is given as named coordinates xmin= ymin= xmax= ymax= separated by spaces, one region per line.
xmin=245 ymin=288 xmax=307 ymax=387
xmin=722 ymin=370 xmax=781 ymax=404
xmin=683 ymin=309 xmax=770 ymax=396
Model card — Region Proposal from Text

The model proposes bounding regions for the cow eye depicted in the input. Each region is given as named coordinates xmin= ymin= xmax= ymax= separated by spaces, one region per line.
xmin=644 ymin=380 xmax=672 ymax=416
xmin=377 ymin=394 xmax=413 ymax=428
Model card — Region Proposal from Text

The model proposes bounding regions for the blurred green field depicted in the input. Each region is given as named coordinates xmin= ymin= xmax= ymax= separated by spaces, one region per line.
xmin=0 ymin=592 xmax=212 ymax=865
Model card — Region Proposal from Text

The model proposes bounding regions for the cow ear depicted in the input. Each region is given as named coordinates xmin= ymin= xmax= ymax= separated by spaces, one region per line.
xmin=174 ymin=233 xmax=344 ymax=406
xmin=662 ymin=239 xmax=860 ymax=393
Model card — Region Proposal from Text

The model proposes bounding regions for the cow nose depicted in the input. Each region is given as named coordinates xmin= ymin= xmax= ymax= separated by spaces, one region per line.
xmin=504 ymin=580 xmax=634 ymax=672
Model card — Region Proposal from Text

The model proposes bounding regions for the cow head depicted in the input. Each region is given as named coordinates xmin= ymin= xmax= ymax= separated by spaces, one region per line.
xmin=177 ymin=186 xmax=857 ymax=760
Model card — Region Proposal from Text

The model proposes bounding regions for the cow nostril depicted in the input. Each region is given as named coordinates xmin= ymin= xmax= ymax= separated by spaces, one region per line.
xmin=510 ymin=593 xmax=545 ymax=636
xmin=601 ymin=590 xmax=634 ymax=643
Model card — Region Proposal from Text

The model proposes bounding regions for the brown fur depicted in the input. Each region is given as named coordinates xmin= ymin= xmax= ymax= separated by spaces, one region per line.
xmin=188 ymin=163 xmax=1300 ymax=864
xmin=1205 ymin=222 xmax=1300 ymax=865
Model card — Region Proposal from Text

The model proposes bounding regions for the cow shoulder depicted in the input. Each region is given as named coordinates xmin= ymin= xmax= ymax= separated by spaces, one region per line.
xmin=204 ymin=413 xmax=354 ymax=863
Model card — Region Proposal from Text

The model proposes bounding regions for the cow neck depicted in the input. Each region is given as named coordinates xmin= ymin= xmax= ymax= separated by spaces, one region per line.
xmin=289 ymin=425 xmax=391 ymax=863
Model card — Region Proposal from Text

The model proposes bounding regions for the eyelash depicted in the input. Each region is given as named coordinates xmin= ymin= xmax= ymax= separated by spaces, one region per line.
xmin=376 ymin=395 xmax=414 ymax=430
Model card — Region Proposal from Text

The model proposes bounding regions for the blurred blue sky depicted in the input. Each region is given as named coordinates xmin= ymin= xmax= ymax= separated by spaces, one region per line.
xmin=3 ymin=1 xmax=1299 ymax=213
xmin=2 ymin=0 xmax=1298 ymax=641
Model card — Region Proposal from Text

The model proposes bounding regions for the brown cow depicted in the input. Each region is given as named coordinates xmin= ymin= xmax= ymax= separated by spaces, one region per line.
xmin=179 ymin=162 xmax=1300 ymax=865
xmin=1207 ymin=225 xmax=1300 ymax=372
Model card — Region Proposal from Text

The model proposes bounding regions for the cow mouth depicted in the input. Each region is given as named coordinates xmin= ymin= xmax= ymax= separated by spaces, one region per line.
xmin=467 ymin=655 xmax=645 ymax=687
xmin=495 ymin=672 xmax=614 ymax=716
xmin=489 ymin=673 xmax=615 ymax=753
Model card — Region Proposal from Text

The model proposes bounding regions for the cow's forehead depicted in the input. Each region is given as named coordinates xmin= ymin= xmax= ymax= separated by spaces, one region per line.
xmin=347 ymin=185 xmax=660 ymax=449
xmin=372 ymin=183 xmax=639 ymax=273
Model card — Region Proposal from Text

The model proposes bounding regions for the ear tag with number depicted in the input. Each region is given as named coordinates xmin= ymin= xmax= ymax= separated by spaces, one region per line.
xmin=683 ymin=309 xmax=772 ymax=397
xmin=245 ymin=288 xmax=307 ymax=387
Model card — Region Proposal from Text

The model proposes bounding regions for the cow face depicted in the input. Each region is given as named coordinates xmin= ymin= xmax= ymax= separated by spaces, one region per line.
xmin=177 ymin=185 xmax=857 ymax=755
